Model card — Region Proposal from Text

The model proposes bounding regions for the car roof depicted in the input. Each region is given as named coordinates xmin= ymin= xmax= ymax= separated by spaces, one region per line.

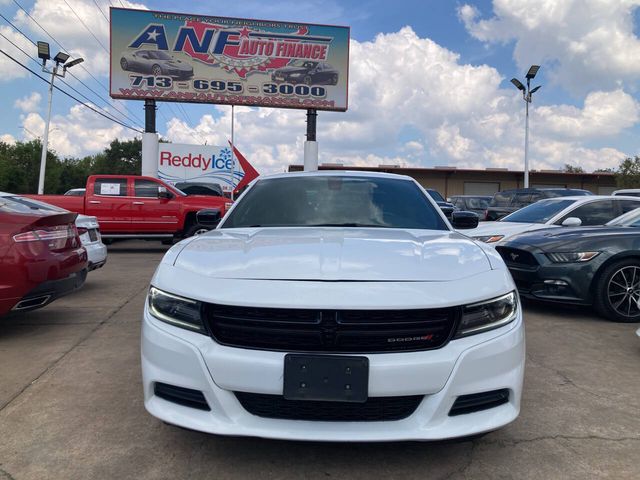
xmin=449 ymin=195 xmax=492 ymax=197
xmin=541 ymin=195 xmax=640 ymax=202
xmin=499 ymin=187 xmax=590 ymax=193
xmin=260 ymin=170 xmax=416 ymax=182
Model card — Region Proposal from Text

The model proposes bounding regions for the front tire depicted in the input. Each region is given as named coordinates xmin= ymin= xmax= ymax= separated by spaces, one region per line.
xmin=152 ymin=64 xmax=162 ymax=76
xmin=593 ymin=259 xmax=640 ymax=322
xmin=120 ymin=58 xmax=129 ymax=70
xmin=303 ymin=75 xmax=312 ymax=85
xmin=184 ymin=223 xmax=211 ymax=238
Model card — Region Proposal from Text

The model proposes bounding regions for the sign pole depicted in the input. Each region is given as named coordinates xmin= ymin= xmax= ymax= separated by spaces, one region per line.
xmin=230 ymin=105 xmax=235 ymax=200
xmin=142 ymin=99 xmax=159 ymax=178
xmin=304 ymin=108 xmax=318 ymax=172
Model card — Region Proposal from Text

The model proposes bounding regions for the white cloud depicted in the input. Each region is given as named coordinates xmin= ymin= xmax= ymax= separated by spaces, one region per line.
xmin=21 ymin=103 xmax=133 ymax=156
xmin=11 ymin=0 xmax=147 ymax=80
xmin=14 ymin=91 xmax=42 ymax=112
xmin=1 ymin=133 xmax=16 ymax=144
xmin=162 ymin=26 xmax=636 ymax=175
xmin=535 ymin=90 xmax=639 ymax=139
xmin=459 ymin=0 xmax=640 ymax=92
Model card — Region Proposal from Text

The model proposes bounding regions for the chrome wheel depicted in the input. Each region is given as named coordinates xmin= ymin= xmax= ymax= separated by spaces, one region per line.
xmin=607 ymin=266 xmax=640 ymax=318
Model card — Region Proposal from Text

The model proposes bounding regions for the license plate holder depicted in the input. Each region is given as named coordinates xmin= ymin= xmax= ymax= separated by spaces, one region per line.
xmin=283 ymin=354 xmax=369 ymax=403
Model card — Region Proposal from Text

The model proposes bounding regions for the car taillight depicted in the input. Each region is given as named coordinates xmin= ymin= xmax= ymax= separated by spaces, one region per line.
xmin=13 ymin=224 xmax=78 ymax=251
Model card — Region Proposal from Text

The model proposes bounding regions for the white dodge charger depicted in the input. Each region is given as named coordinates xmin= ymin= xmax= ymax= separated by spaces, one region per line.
xmin=141 ymin=171 xmax=525 ymax=441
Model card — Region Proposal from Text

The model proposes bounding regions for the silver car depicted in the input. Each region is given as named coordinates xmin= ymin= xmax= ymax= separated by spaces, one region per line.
xmin=120 ymin=50 xmax=194 ymax=79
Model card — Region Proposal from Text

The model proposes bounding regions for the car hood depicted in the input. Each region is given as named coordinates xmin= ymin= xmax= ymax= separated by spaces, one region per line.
xmin=172 ymin=227 xmax=493 ymax=281
xmin=462 ymin=221 xmax=553 ymax=239
xmin=505 ymin=225 xmax=640 ymax=249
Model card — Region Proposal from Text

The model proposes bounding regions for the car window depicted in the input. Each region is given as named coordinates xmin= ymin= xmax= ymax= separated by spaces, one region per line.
xmin=450 ymin=198 xmax=464 ymax=208
xmin=556 ymin=200 xmax=616 ymax=226
xmin=502 ymin=199 xmax=575 ymax=224
xmin=512 ymin=192 xmax=531 ymax=207
xmin=529 ymin=192 xmax=544 ymax=203
xmin=467 ymin=197 xmax=490 ymax=209
xmin=491 ymin=192 xmax=511 ymax=207
xmin=221 ymin=176 xmax=448 ymax=230
xmin=94 ymin=178 xmax=127 ymax=196
xmin=134 ymin=179 xmax=160 ymax=198
xmin=617 ymin=200 xmax=640 ymax=215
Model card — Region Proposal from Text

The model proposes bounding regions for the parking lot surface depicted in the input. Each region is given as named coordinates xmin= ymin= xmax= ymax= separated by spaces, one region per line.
xmin=1 ymin=241 xmax=639 ymax=480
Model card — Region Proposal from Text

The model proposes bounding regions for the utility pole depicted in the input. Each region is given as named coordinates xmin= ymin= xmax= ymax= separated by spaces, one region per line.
xmin=36 ymin=41 xmax=83 ymax=194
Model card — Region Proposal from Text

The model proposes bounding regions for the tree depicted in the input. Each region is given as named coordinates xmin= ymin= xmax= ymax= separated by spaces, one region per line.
xmin=0 ymin=140 xmax=62 ymax=194
xmin=563 ymin=163 xmax=585 ymax=173
xmin=92 ymin=138 xmax=142 ymax=175
xmin=615 ymin=156 xmax=640 ymax=189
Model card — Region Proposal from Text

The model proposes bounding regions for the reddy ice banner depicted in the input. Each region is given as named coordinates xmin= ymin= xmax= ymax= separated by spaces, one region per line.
xmin=110 ymin=8 xmax=349 ymax=111
xmin=158 ymin=143 xmax=259 ymax=193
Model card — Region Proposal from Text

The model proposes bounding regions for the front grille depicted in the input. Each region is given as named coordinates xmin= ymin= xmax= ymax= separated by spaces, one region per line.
xmin=204 ymin=304 xmax=459 ymax=353
xmin=449 ymin=389 xmax=510 ymax=416
xmin=154 ymin=382 xmax=210 ymax=411
xmin=496 ymin=247 xmax=539 ymax=268
xmin=235 ymin=392 xmax=423 ymax=421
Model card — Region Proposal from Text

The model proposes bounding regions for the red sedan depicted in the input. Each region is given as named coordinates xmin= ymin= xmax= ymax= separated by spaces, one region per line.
xmin=0 ymin=194 xmax=88 ymax=317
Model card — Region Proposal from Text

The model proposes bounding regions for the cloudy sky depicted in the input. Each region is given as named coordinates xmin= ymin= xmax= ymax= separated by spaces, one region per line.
xmin=1 ymin=0 xmax=639 ymax=174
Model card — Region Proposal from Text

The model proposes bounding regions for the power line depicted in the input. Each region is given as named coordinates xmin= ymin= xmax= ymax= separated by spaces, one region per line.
xmin=91 ymin=0 xmax=109 ymax=24
xmin=61 ymin=0 xmax=109 ymax=54
xmin=1 ymin=7 xmax=144 ymax=128
xmin=0 ymin=30 xmax=141 ymax=128
xmin=0 ymin=47 xmax=142 ymax=133
xmin=10 ymin=0 xmax=144 ymax=127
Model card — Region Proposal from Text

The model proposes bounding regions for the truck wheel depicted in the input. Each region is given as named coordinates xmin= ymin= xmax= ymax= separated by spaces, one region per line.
xmin=184 ymin=224 xmax=210 ymax=237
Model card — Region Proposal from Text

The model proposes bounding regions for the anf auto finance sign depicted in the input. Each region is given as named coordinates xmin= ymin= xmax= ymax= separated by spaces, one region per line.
xmin=110 ymin=8 xmax=349 ymax=111
xmin=158 ymin=144 xmax=259 ymax=193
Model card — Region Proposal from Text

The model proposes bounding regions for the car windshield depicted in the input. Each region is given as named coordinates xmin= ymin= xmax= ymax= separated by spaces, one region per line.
xmin=221 ymin=176 xmax=448 ymax=230
xmin=427 ymin=190 xmax=445 ymax=202
xmin=290 ymin=60 xmax=316 ymax=68
xmin=147 ymin=51 xmax=172 ymax=60
xmin=500 ymin=199 xmax=575 ymax=224
xmin=0 ymin=195 xmax=67 ymax=214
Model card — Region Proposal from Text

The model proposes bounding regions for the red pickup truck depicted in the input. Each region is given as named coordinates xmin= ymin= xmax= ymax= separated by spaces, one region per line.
xmin=26 ymin=175 xmax=230 ymax=240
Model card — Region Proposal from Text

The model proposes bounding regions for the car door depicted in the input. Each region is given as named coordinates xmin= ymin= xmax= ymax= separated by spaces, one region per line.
xmin=87 ymin=177 xmax=132 ymax=233
xmin=555 ymin=200 xmax=616 ymax=226
xmin=131 ymin=179 xmax=180 ymax=233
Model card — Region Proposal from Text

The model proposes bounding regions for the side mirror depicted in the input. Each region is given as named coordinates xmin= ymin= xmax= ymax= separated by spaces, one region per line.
xmin=158 ymin=186 xmax=172 ymax=200
xmin=196 ymin=208 xmax=221 ymax=227
xmin=561 ymin=217 xmax=582 ymax=227
xmin=452 ymin=211 xmax=479 ymax=229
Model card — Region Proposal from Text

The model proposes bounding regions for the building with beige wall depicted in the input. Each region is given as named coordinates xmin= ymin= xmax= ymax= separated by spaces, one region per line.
xmin=288 ymin=164 xmax=617 ymax=198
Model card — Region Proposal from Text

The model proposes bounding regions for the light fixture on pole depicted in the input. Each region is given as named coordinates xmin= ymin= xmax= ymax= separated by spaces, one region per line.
xmin=36 ymin=41 xmax=83 ymax=194
xmin=511 ymin=65 xmax=541 ymax=189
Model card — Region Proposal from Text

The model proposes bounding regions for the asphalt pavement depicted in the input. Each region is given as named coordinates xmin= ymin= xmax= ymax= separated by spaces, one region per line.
xmin=0 ymin=240 xmax=639 ymax=479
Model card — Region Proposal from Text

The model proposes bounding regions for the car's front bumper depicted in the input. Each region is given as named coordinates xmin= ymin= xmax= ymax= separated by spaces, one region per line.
xmin=141 ymin=304 xmax=525 ymax=442
xmin=498 ymin=245 xmax=601 ymax=304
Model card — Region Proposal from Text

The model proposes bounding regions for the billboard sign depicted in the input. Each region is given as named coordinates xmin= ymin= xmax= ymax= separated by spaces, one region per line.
xmin=110 ymin=8 xmax=349 ymax=111
xmin=158 ymin=143 xmax=259 ymax=193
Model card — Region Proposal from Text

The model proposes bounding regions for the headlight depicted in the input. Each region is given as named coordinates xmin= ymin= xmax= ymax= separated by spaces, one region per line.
xmin=474 ymin=235 xmax=504 ymax=243
xmin=454 ymin=291 xmax=518 ymax=338
xmin=290 ymin=73 xmax=302 ymax=77
xmin=148 ymin=287 xmax=205 ymax=333
xmin=546 ymin=252 xmax=600 ymax=263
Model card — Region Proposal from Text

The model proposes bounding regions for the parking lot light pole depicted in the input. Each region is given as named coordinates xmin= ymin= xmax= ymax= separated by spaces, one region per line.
xmin=511 ymin=65 xmax=541 ymax=189
xmin=36 ymin=41 xmax=83 ymax=194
